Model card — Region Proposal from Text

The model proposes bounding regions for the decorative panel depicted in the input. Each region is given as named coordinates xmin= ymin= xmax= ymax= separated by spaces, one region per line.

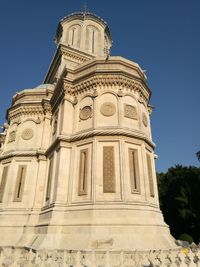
xmin=78 ymin=149 xmax=88 ymax=195
xmin=100 ymin=102 xmax=116 ymax=117
xmin=0 ymin=166 xmax=9 ymax=202
xmin=129 ymin=149 xmax=140 ymax=193
xmin=124 ymin=104 xmax=137 ymax=120
xmin=8 ymin=131 xmax=16 ymax=143
xmin=21 ymin=129 xmax=34 ymax=140
xmin=13 ymin=165 xmax=27 ymax=202
xmin=146 ymin=154 xmax=155 ymax=197
xmin=103 ymin=146 xmax=116 ymax=193
xmin=79 ymin=106 xmax=92 ymax=121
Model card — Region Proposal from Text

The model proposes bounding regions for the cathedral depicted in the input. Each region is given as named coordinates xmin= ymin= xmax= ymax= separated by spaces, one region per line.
xmin=0 ymin=11 xmax=198 ymax=267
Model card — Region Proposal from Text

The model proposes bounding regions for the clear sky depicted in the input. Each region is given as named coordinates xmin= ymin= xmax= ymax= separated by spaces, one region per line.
xmin=0 ymin=0 xmax=199 ymax=172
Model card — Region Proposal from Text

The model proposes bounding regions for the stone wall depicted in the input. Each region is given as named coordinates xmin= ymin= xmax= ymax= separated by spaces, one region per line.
xmin=0 ymin=246 xmax=199 ymax=266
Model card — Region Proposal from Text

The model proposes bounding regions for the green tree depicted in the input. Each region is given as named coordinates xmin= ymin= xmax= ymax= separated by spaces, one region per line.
xmin=157 ymin=165 xmax=200 ymax=243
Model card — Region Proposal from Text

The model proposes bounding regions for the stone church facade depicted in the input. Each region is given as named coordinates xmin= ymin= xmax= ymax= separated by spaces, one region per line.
xmin=0 ymin=11 xmax=199 ymax=267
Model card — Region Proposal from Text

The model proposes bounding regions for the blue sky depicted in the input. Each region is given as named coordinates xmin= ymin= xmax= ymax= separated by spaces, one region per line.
xmin=0 ymin=0 xmax=199 ymax=172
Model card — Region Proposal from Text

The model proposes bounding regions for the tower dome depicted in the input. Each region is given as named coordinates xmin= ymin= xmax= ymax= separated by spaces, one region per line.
xmin=55 ymin=12 xmax=112 ymax=57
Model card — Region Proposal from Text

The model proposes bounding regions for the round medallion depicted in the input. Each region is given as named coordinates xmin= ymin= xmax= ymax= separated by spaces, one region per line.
xmin=100 ymin=102 xmax=116 ymax=117
xmin=21 ymin=128 xmax=34 ymax=140
xmin=142 ymin=113 xmax=148 ymax=127
xmin=79 ymin=106 xmax=92 ymax=120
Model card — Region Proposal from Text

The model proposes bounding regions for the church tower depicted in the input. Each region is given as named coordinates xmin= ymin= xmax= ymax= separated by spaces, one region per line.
xmin=0 ymin=12 xmax=176 ymax=250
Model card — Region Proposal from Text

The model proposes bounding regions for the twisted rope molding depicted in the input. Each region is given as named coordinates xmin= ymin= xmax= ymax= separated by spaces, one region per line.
xmin=45 ymin=128 xmax=155 ymax=155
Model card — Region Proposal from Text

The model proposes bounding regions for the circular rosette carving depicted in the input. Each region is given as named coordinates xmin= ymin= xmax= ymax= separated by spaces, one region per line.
xmin=21 ymin=128 xmax=34 ymax=140
xmin=79 ymin=106 xmax=92 ymax=120
xmin=100 ymin=102 xmax=116 ymax=117
xmin=142 ymin=113 xmax=148 ymax=127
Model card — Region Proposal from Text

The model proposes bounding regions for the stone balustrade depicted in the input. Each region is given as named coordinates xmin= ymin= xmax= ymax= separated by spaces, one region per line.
xmin=0 ymin=246 xmax=200 ymax=267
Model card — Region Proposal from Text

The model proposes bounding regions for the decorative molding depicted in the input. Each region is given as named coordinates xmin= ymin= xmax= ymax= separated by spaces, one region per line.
xmin=117 ymin=89 xmax=123 ymax=97
xmin=79 ymin=106 xmax=92 ymax=120
xmin=21 ymin=128 xmax=34 ymax=140
xmin=10 ymin=118 xmax=21 ymax=126
xmin=100 ymin=102 xmax=116 ymax=117
xmin=8 ymin=105 xmax=44 ymax=121
xmin=0 ymin=150 xmax=46 ymax=161
xmin=61 ymin=46 xmax=93 ymax=64
xmin=22 ymin=117 xmax=41 ymax=125
xmin=124 ymin=104 xmax=137 ymax=120
xmin=42 ymin=99 xmax=52 ymax=116
xmin=45 ymin=127 xmax=155 ymax=156
xmin=63 ymin=74 xmax=149 ymax=104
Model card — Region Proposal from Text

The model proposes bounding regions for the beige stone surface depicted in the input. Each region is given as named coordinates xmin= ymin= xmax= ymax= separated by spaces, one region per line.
xmin=0 ymin=12 xmax=176 ymax=251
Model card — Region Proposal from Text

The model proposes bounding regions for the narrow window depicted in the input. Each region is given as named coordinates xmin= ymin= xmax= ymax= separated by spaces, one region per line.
xmin=13 ymin=165 xmax=27 ymax=202
xmin=46 ymin=158 xmax=54 ymax=202
xmin=146 ymin=154 xmax=155 ymax=197
xmin=72 ymin=28 xmax=75 ymax=45
xmin=78 ymin=149 xmax=88 ymax=195
xmin=0 ymin=166 xmax=9 ymax=202
xmin=129 ymin=149 xmax=140 ymax=193
xmin=103 ymin=146 xmax=116 ymax=193
xmin=92 ymin=30 xmax=95 ymax=53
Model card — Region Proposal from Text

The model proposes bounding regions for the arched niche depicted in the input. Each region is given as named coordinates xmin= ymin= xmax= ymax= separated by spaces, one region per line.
xmin=85 ymin=25 xmax=101 ymax=55
xmin=77 ymin=96 xmax=93 ymax=132
xmin=121 ymin=95 xmax=139 ymax=130
xmin=67 ymin=24 xmax=81 ymax=48
xmin=97 ymin=92 xmax=118 ymax=127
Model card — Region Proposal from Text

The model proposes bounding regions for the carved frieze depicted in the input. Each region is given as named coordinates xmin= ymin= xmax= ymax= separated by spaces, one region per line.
xmin=100 ymin=102 xmax=116 ymax=117
xmin=8 ymin=106 xmax=44 ymax=121
xmin=79 ymin=106 xmax=92 ymax=120
xmin=72 ymin=75 xmax=150 ymax=103
xmin=21 ymin=128 xmax=34 ymax=140
xmin=142 ymin=113 xmax=148 ymax=127
xmin=124 ymin=104 xmax=137 ymax=120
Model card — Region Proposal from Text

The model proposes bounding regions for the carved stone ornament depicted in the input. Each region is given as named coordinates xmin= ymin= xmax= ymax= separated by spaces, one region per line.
xmin=8 ymin=131 xmax=16 ymax=143
xmin=100 ymin=102 xmax=116 ymax=117
xmin=21 ymin=128 xmax=34 ymax=140
xmin=142 ymin=113 xmax=148 ymax=127
xmin=79 ymin=106 xmax=92 ymax=120
xmin=124 ymin=104 xmax=137 ymax=120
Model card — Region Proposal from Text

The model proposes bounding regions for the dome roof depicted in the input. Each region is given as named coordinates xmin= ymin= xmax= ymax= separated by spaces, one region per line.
xmin=55 ymin=12 xmax=112 ymax=44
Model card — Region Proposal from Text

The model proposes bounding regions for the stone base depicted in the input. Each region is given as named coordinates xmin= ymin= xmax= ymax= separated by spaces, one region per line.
xmin=0 ymin=205 xmax=177 ymax=251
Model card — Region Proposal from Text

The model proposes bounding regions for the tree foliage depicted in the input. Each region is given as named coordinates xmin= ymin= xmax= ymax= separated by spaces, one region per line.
xmin=157 ymin=165 xmax=200 ymax=243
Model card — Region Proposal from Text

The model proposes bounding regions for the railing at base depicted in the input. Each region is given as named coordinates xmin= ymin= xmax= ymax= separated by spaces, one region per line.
xmin=0 ymin=246 xmax=199 ymax=267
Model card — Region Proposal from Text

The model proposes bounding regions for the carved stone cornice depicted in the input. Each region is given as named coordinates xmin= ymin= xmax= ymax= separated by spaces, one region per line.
xmin=7 ymin=103 xmax=44 ymax=122
xmin=63 ymin=74 xmax=149 ymax=103
xmin=42 ymin=99 xmax=52 ymax=116
xmin=61 ymin=45 xmax=93 ymax=64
